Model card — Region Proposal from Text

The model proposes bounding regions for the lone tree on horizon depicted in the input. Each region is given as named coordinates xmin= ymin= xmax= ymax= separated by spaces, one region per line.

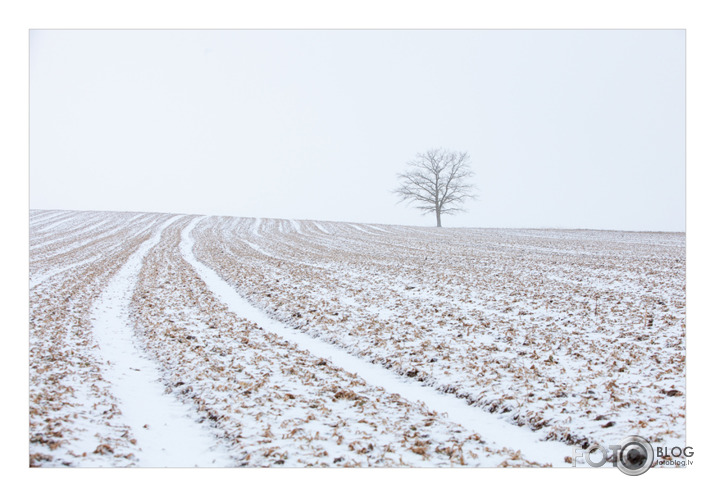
xmin=394 ymin=148 xmax=476 ymax=227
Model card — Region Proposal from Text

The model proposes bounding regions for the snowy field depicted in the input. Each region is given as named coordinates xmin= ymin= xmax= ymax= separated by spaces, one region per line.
xmin=29 ymin=210 xmax=685 ymax=467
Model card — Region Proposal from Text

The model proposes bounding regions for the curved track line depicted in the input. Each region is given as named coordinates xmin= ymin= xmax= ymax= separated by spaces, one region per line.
xmin=182 ymin=217 xmax=572 ymax=467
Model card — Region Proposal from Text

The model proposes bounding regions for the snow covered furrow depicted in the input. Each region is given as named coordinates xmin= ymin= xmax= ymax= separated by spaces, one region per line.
xmin=30 ymin=210 xmax=64 ymax=223
xmin=29 ymin=210 xmax=685 ymax=467
xmin=183 ymin=218 xmax=571 ymax=466
xmin=29 ymin=211 xmax=173 ymax=467
xmin=30 ymin=254 xmax=102 ymax=290
xmin=192 ymin=217 xmax=686 ymax=453
xmin=89 ymin=215 xmax=232 ymax=467
xmin=312 ymin=221 xmax=332 ymax=235
xmin=30 ymin=213 xmax=147 ymax=264
xmin=125 ymin=216 xmax=542 ymax=467
xmin=30 ymin=212 xmax=109 ymax=249
xmin=290 ymin=219 xmax=303 ymax=234
xmin=30 ymin=213 xmax=158 ymax=288
xmin=29 ymin=210 xmax=80 ymax=234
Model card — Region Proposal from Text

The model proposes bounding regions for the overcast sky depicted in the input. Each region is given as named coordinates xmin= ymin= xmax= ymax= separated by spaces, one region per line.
xmin=29 ymin=30 xmax=685 ymax=231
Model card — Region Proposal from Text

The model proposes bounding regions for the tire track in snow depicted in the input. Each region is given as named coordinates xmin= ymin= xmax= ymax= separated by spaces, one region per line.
xmin=90 ymin=215 xmax=233 ymax=467
xmin=182 ymin=218 xmax=573 ymax=467
xmin=348 ymin=223 xmax=372 ymax=234
xmin=289 ymin=219 xmax=303 ymax=234
xmin=312 ymin=221 xmax=331 ymax=235
xmin=252 ymin=217 xmax=262 ymax=237
xmin=242 ymin=239 xmax=275 ymax=258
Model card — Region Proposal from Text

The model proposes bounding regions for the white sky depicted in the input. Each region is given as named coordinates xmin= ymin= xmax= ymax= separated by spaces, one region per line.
xmin=29 ymin=29 xmax=685 ymax=231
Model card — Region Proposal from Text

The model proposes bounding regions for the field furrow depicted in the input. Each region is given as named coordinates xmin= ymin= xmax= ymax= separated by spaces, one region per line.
xmin=29 ymin=209 xmax=686 ymax=467
xmin=126 ymin=216 xmax=542 ymax=467
xmin=192 ymin=217 xmax=686 ymax=451
xmin=29 ymin=210 xmax=173 ymax=466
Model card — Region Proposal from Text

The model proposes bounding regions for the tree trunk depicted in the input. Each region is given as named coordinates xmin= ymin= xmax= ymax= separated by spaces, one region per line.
xmin=436 ymin=208 xmax=442 ymax=227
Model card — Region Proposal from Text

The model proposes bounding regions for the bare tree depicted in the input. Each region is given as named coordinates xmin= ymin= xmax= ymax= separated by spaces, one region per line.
xmin=394 ymin=148 xmax=476 ymax=227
